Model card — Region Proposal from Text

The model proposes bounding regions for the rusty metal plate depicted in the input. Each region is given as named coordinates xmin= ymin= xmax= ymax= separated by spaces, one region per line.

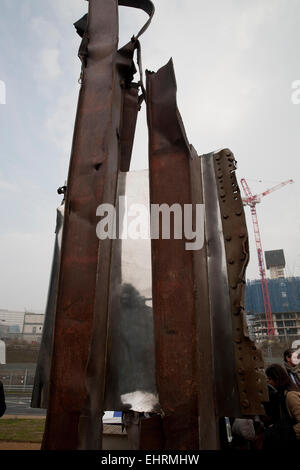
xmin=146 ymin=59 xmax=199 ymax=450
xmin=189 ymin=150 xmax=219 ymax=449
xmin=201 ymin=152 xmax=241 ymax=418
xmin=76 ymin=1 xmax=155 ymax=451
xmin=42 ymin=0 xmax=146 ymax=450
xmin=212 ymin=149 xmax=268 ymax=415
xmin=31 ymin=203 xmax=64 ymax=410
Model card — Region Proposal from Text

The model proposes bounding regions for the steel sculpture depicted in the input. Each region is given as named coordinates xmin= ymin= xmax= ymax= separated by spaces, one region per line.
xmin=33 ymin=0 xmax=268 ymax=451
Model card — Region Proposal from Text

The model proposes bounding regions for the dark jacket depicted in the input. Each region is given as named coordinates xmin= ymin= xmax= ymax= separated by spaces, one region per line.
xmin=263 ymin=390 xmax=299 ymax=450
xmin=284 ymin=361 xmax=300 ymax=388
xmin=0 ymin=380 xmax=6 ymax=417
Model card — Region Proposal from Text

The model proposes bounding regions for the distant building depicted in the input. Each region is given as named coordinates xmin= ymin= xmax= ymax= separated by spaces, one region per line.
xmin=0 ymin=310 xmax=44 ymax=343
xmin=265 ymin=249 xmax=286 ymax=279
xmin=0 ymin=323 xmax=9 ymax=339
xmin=0 ymin=309 xmax=25 ymax=331
xmin=246 ymin=276 xmax=300 ymax=343
xmin=247 ymin=311 xmax=300 ymax=344
xmin=22 ymin=313 xmax=44 ymax=343
xmin=245 ymin=277 xmax=300 ymax=314
xmin=0 ymin=322 xmax=20 ymax=340
xmin=0 ymin=340 xmax=5 ymax=364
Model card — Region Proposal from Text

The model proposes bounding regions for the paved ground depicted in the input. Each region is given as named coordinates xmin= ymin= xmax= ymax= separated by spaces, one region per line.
xmin=5 ymin=394 xmax=46 ymax=416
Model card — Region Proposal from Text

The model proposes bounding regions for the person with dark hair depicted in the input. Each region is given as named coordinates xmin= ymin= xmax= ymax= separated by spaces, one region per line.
xmin=0 ymin=380 xmax=6 ymax=418
xmin=283 ymin=349 xmax=300 ymax=387
xmin=262 ymin=364 xmax=300 ymax=449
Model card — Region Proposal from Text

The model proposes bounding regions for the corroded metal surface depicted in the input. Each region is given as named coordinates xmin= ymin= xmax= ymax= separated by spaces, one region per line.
xmin=42 ymin=0 xmax=122 ymax=450
xmin=31 ymin=204 xmax=64 ymax=410
xmin=146 ymin=59 xmax=199 ymax=450
xmin=42 ymin=0 xmax=154 ymax=450
xmin=189 ymin=151 xmax=219 ymax=449
xmin=120 ymin=87 xmax=140 ymax=172
xmin=201 ymin=153 xmax=240 ymax=418
xmin=212 ymin=149 xmax=268 ymax=415
xmin=35 ymin=0 xmax=269 ymax=451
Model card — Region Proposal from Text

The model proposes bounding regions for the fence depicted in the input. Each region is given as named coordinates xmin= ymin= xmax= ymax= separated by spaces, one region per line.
xmin=0 ymin=368 xmax=35 ymax=391
xmin=3 ymin=384 xmax=33 ymax=393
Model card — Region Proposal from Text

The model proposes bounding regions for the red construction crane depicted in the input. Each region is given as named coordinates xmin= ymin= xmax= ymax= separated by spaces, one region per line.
xmin=240 ymin=178 xmax=294 ymax=336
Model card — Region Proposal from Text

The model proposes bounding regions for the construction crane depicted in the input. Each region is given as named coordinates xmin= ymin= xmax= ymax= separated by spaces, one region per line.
xmin=240 ymin=178 xmax=294 ymax=336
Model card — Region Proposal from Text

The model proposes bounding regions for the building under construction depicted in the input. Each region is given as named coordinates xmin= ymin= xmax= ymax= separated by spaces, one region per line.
xmin=246 ymin=276 xmax=300 ymax=343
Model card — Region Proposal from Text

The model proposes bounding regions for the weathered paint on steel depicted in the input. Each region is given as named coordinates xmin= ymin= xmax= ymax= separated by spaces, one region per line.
xmin=42 ymin=0 xmax=134 ymax=450
xmin=212 ymin=149 xmax=268 ymax=415
xmin=146 ymin=59 xmax=199 ymax=450
xmin=31 ymin=204 xmax=64 ymax=410
xmin=201 ymin=152 xmax=241 ymax=418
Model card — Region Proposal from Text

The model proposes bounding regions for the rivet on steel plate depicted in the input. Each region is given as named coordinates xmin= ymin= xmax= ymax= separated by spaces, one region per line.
xmin=242 ymin=400 xmax=250 ymax=408
xmin=235 ymin=210 xmax=242 ymax=216
xmin=228 ymin=259 xmax=234 ymax=264
xmin=223 ymin=215 xmax=229 ymax=219
xmin=225 ymin=235 xmax=232 ymax=241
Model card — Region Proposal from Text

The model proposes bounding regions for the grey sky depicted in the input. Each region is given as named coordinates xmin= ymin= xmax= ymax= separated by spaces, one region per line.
xmin=0 ymin=0 xmax=299 ymax=312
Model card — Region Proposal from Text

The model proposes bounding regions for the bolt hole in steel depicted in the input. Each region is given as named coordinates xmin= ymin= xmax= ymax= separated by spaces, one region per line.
xmin=94 ymin=163 xmax=102 ymax=171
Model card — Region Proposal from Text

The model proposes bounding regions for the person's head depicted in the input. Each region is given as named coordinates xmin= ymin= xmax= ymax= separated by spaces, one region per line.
xmin=284 ymin=348 xmax=300 ymax=366
xmin=265 ymin=364 xmax=298 ymax=394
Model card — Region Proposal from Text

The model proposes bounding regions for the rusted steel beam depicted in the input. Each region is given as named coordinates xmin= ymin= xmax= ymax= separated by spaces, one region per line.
xmin=31 ymin=203 xmax=64 ymax=410
xmin=189 ymin=150 xmax=220 ymax=449
xmin=41 ymin=0 xmax=153 ymax=449
xmin=212 ymin=149 xmax=268 ymax=415
xmin=201 ymin=152 xmax=241 ymax=418
xmin=146 ymin=59 xmax=199 ymax=450
xmin=77 ymin=1 xmax=155 ymax=451
xmin=41 ymin=0 xmax=121 ymax=450
xmin=120 ymin=87 xmax=140 ymax=172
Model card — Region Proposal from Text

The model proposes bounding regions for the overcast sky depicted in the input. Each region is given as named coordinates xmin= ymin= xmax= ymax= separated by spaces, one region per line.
xmin=0 ymin=0 xmax=299 ymax=312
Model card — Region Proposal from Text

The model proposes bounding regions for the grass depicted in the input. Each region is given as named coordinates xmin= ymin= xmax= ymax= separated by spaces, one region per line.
xmin=0 ymin=419 xmax=45 ymax=443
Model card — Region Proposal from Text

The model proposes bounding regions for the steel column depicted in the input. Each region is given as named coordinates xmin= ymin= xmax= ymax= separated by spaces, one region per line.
xmin=146 ymin=59 xmax=199 ymax=450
